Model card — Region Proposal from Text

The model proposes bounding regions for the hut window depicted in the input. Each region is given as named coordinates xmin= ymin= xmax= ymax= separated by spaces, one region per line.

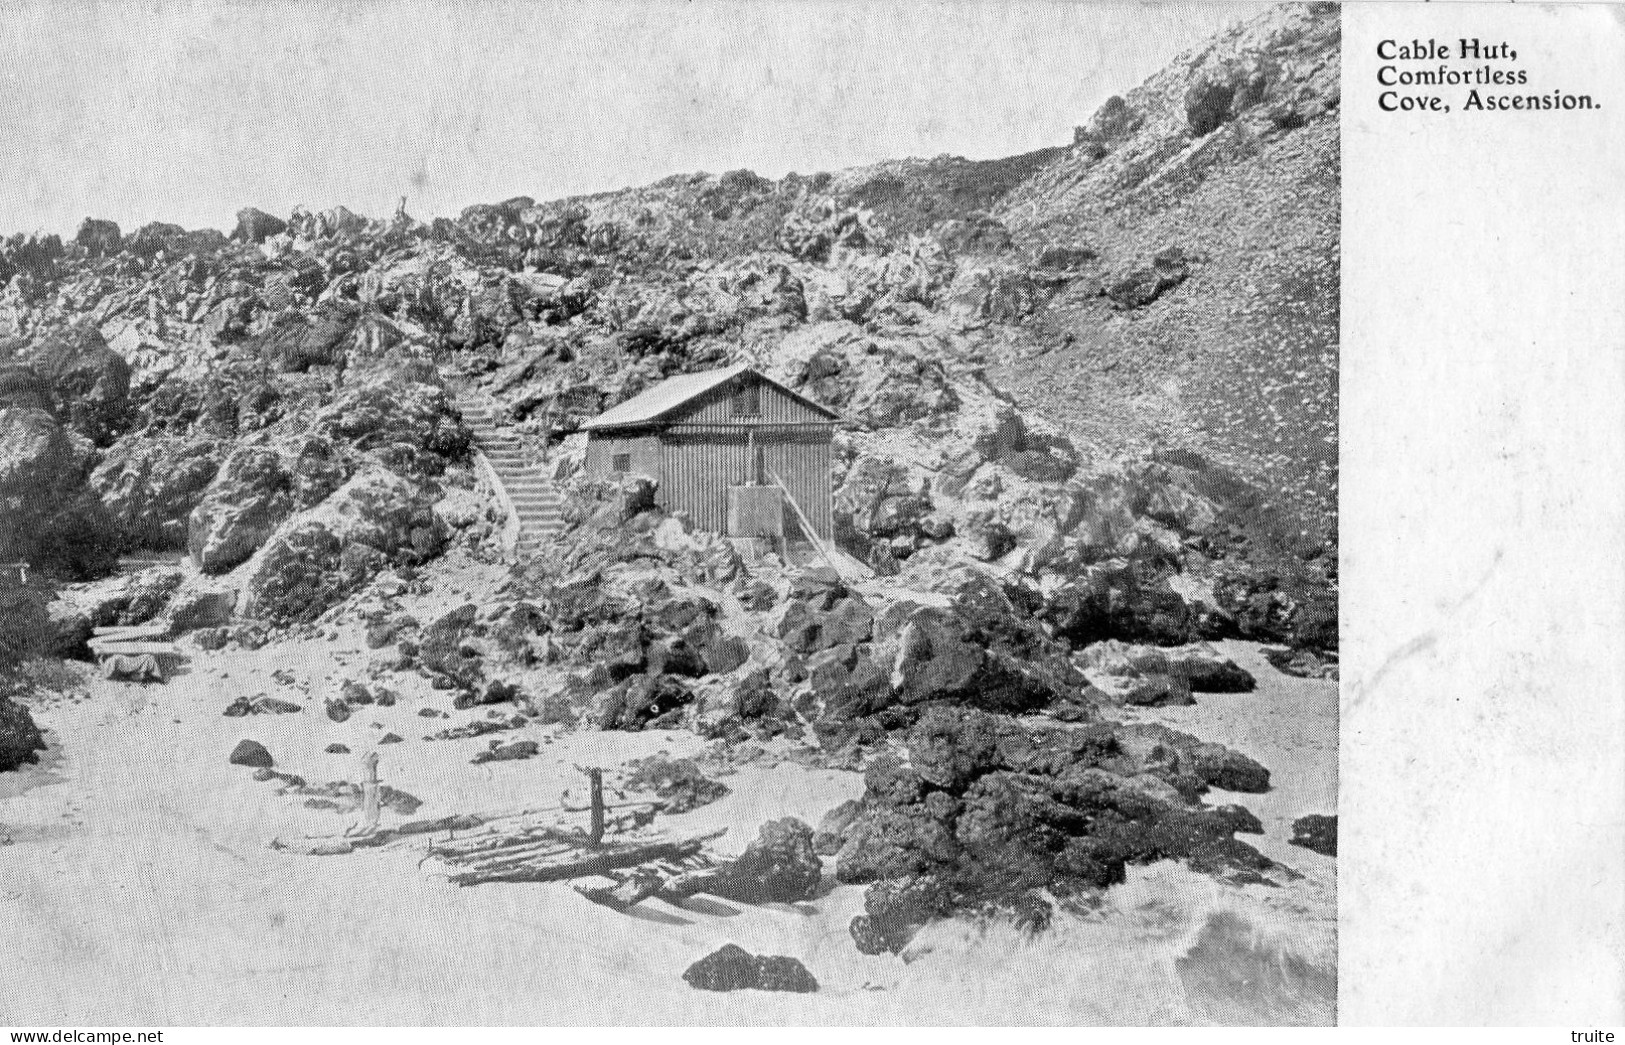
xmin=612 ymin=453 xmax=631 ymax=473
xmin=732 ymin=383 xmax=761 ymax=418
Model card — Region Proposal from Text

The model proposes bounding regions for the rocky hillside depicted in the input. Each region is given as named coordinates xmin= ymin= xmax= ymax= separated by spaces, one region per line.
xmin=0 ymin=3 xmax=1337 ymax=953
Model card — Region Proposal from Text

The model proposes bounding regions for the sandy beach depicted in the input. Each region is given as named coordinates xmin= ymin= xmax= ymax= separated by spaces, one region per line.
xmin=0 ymin=566 xmax=1335 ymax=1026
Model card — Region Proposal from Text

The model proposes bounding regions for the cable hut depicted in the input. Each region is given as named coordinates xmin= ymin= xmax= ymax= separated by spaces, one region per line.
xmin=581 ymin=364 xmax=839 ymax=549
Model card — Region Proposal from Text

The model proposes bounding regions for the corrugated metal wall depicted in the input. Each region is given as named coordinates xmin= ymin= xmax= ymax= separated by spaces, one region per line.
xmin=654 ymin=426 xmax=832 ymax=539
xmin=584 ymin=432 xmax=661 ymax=477
xmin=583 ymin=372 xmax=835 ymax=539
xmin=681 ymin=373 xmax=831 ymax=425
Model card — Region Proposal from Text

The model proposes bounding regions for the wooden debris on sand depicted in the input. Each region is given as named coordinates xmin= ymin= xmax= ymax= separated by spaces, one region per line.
xmin=271 ymin=765 xmax=726 ymax=905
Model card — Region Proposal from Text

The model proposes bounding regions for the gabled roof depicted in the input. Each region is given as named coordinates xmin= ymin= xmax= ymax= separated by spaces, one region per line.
xmin=581 ymin=364 xmax=839 ymax=431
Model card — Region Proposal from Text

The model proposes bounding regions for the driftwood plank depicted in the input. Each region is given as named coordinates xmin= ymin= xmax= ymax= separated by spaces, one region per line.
xmin=90 ymin=640 xmax=181 ymax=655
xmin=92 ymin=624 xmax=171 ymax=639
xmin=448 ymin=828 xmax=726 ymax=887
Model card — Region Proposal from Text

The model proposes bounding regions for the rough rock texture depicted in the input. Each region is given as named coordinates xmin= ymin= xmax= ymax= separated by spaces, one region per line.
xmin=0 ymin=579 xmax=53 ymax=670
xmin=90 ymin=437 xmax=222 ymax=551
xmin=74 ymin=218 xmax=122 ymax=256
xmin=828 ymin=706 xmax=1274 ymax=951
xmin=1077 ymin=639 xmax=1257 ymax=706
xmin=682 ymin=944 xmax=818 ymax=993
xmin=0 ymin=691 xmax=47 ymax=771
xmin=623 ymin=754 xmax=730 ymax=813
xmin=228 ymin=739 xmax=274 ymax=768
xmin=704 ymin=817 xmax=823 ymax=904
xmin=240 ymin=466 xmax=446 ymax=624
xmin=28 ymin=326 xmax=131 ymax=446
xmin=0 ymin=407 xmax=119 ymax=578
xmin=1290 ymin=813 xmax=1336 ymax=856
xmin=233 ymin=207 xmax=287 ymax=244
xmin=187 ymin=438 xmax=347 ymax=573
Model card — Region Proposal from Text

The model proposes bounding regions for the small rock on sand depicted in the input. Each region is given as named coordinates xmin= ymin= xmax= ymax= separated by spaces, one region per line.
xmin=1289 ymin=813 xmax=1337 ymax=856
xmin=229 ymin=740 xmax=273 ymax=768
xmin=682 ymin=944 xmax=818 ymax=993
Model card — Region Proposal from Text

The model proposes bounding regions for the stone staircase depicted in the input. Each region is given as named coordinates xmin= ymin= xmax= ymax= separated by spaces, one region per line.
xmin=458 ymin=395 xmax=563 ymax=559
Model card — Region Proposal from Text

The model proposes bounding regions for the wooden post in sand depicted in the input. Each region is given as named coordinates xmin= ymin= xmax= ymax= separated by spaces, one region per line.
xmin=361 ymin=752 xmax=381 ymax=832
xmin=586 ymin=768 xmax=605 ymax=848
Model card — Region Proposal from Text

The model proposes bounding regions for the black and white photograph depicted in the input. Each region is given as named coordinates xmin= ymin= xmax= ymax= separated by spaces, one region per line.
xmin=0 ymin=0 xmax=1611 ymax=1029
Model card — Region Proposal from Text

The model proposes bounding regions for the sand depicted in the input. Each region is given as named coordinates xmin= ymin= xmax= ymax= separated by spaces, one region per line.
xmin=0 ymin=572 xmax=1337 ymax=1025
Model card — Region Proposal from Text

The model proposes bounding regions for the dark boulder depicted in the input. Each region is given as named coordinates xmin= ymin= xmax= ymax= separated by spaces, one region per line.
xmin=122 ymin=222 xmax=186 ymax=257
xmin=29 ymin=326 xmax=131 ymax=446
xmin=588 ymin=673 xmax=694 ymax=731
xmin=1186 ymin=77 xmax=1238 ymax=136
xmin=243 ymin=309 xmax=353 ymax=373
xmin=1104 ymin=248 xmax=1192 ymax=310
xmin=228 ymin=739 xmax=273 ymax=768
xmin=1185 ymin=741 xmax=1271 ymax=793
xmin=74 ymin=218 xmax=122 ymax=256
xmin=420 ymin=603 xmax=482 ymax=688
xmin=1040 ymin=560 xmax=1200 ymax=648
xmin=1036 ymin=244 xmax=1098 ymax=269
xmin=0 ymin=407 xmax=119 ymax=578
xmin=233 ymin=207 xmax=287 ymax=244
xmin=827 ymin=710 xmax=1278 ymax=950
xmin=682 ymin=944 xmax=818 ymax=993
xmin=849 ymin=876 xmax=960 ymax=955
xmin=0 ymin=692 xmax=47 ymax=771
xmin=340 ymin=681 xmax=374 ymax=705
xmin=1290 ymin=814 xmax=1337 ymax=857
xmin=776 ymin=600 xmax=822 ymax=654
xmin=706 ymin=817 xmax=823 ymax=904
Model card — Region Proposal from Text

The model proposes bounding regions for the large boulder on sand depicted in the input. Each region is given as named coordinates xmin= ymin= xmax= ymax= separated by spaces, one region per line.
xmin=90 ymin=436 xmax=222 ymax=551
xmin=682 ymin=944 xmax=818 ymax=993
xmin=1077 ymin=640 xmax=1254 ymax=705
xmin=0 ymin=407 xmax=119 ymax=578
xmin=828 ymin=708 xmax=1277 ymax=952
xmin=1290 ymin=814 xmax=1337 ymax=856
xmin=187 ymin=436 xmax=348 ymax=573
xmin=704 ymin=818 xmax=823 ymax=904
xmin=0 ymin=693 xmax=47 ymax=772
xmin=228 ymin=739 xmax=273 ymax=768
xmin=163 ymin=582 xmax=238 ymax=633
xmin=1076 ymin=639 xmax=1194 ymax=707
xmin=240 ymin=466 xmax=446 ymax=624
